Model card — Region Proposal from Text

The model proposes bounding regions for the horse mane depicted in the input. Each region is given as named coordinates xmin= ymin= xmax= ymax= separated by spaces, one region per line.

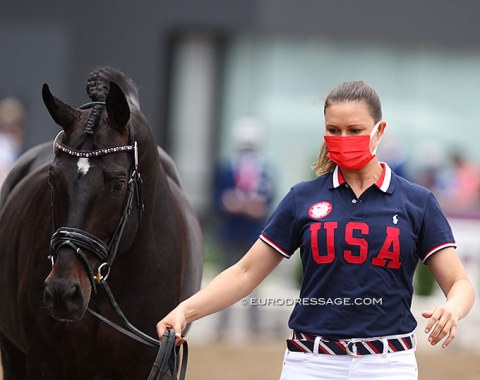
xmin=84 ymin=67 xmax=141 ymax=134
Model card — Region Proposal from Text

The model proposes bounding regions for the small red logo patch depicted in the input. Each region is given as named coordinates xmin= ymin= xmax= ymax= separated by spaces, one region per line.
xmin=308 ymin=201 xmax=332 ymax=220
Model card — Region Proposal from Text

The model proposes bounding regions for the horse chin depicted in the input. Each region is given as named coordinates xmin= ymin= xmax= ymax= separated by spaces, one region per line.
xmin=50 ymin=307 xmax=87 ymax=322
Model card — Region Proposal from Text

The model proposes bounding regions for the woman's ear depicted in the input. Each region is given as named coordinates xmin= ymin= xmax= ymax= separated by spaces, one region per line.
xmin=377 ymin=121 xmax=387 ymax=138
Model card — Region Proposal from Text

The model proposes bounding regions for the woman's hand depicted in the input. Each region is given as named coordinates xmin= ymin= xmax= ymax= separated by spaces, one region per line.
xmin=422 ymin=303 xmax=461 ymax=348
xmin=156 ymin=306 xmax=188 ymax=346
xmin=424 ymin=247 xmax=475 ymax=349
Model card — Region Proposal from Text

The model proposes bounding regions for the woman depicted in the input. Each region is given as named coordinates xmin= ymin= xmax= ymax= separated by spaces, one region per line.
xmin=156 ymin=81 xmax=474 ymax=379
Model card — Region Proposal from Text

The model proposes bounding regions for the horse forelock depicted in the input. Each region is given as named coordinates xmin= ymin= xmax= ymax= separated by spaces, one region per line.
xmin=86 ymin=67 xmax=140 ymax=110
xmin=83 ymin=67 xmax=141 ymax=135
xmin=84 ymin=103 xmax=104 ymax=135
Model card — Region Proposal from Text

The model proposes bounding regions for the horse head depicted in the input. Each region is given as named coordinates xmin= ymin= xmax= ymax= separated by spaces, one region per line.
xmin=42 ymin=72 xmax=144 ymax=321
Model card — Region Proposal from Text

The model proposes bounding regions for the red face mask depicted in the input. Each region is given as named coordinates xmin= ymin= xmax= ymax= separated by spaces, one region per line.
xmin=324 ymin=121 xmax=381 ymax=171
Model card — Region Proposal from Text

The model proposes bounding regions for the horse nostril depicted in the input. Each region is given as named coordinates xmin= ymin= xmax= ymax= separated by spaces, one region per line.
xmin=43 ymin=281 xmax=85 ymax=317
xmin=64 ymin=284 xmax=84 ymax=310
xmin=66 ymin=284 xmax=79 ymax=298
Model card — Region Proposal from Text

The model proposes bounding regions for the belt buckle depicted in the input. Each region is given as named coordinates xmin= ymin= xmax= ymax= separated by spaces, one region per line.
xmin=346 ymin=339 xmax=361 ymax=357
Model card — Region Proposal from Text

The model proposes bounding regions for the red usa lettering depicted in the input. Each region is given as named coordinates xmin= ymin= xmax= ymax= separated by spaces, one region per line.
xmin=309 ymin=222 xmax=401 ymax=269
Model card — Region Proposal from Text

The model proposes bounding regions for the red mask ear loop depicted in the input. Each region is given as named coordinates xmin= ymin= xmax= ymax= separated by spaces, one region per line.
xmin=371 ymin=120 xmax=384 ymax=155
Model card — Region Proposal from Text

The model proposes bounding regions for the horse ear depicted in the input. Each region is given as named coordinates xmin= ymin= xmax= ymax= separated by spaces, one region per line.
xmin=42 ymin=84 xmax=79 ymax=130
xmin=105 ymin=81 xmax=130 ymax=131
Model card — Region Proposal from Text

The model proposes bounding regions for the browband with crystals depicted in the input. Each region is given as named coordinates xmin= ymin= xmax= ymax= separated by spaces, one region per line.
xmin=55 ymin=142 xmax=134 ymax=158
xmin=53 ymin=130 xmax=139 ymax=171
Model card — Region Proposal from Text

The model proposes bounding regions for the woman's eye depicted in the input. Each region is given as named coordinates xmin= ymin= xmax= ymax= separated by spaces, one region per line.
xmin=114 ymin=179 xmax=127 ymax=191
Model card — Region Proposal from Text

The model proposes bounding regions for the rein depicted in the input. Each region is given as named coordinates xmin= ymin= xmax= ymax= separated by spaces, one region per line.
xmin=48 ymin=101 xmax=187 ymax=379
xmin=147 ymin=329 xmax=188 ymax=380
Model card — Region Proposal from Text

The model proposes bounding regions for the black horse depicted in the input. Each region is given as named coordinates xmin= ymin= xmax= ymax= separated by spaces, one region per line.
xmin=0 ymin=67 xmax=203 ymax=379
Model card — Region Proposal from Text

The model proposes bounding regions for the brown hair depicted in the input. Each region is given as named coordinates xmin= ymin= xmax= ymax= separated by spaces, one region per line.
xmin=312 ymin=81 xmax=382 ymax=176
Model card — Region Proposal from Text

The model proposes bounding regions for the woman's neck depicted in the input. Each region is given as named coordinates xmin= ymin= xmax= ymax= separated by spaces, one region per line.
xmin=340 ymin=159 xmax=384 ymax=198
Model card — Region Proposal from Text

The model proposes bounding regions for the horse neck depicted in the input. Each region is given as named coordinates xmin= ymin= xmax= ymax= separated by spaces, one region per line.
xmin=137 ymin=140 xmax=172 ymax=223
xmin=128 ymin=116 xmax=176 ymax=238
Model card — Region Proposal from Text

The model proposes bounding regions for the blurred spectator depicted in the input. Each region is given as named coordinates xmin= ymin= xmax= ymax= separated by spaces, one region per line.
xmin=435 ymin=151 xmax=480 ymax=215
xmin=410 ymin=139 xmax=448 ymax=192
xmin=213 ymin=117 xmax=275 ymax=340
xmin=0 ymin=97 xmax=25 ymax=186
xmin=377 ymin=134 xmax=410 ymax=179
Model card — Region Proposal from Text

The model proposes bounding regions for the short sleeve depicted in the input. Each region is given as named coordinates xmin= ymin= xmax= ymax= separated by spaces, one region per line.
xmin=260 ymin=188 xmax=300 ymax=258
xmin=417 ymin=193 xmax=456 ymax=262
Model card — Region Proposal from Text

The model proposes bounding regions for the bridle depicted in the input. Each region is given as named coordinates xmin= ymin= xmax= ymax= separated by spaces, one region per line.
xmin=47 ymin=101 xmax=188 ymax=379
xmin=48 ymin=101 xmax=144 ymax=294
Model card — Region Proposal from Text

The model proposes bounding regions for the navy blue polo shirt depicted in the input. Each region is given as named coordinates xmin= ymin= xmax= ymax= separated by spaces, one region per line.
xmin=260 ymin=163 xmax=456 ymax=339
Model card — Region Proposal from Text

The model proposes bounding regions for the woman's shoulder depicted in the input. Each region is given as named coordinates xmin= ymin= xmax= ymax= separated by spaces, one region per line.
xmin=288 ymin=173 xmax=332 ymax=196
xmin=394 ymin=172 xmax=432 ymax=192
xmin=392 ymin=172 xmax=435 ymax=201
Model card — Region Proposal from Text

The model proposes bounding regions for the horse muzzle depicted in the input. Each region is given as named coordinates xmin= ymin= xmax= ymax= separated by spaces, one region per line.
xmin=44 ymin=280 xmax=87 ymax=321
xmin=43 ymin=251 xmax=92 ymax=321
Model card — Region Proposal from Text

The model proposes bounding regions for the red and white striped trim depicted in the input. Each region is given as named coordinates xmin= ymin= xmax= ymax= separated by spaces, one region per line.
xmin=377 ymin=163 xmax=392 ymax=192
xmin=364 ymin=341 xmax=381 ymax=354
xmin=422 ymin=242 xmax=456 ymax=262
xmin=335 ymin=341 xmax=348 ymax=352
xmin=316 ymin=339 xmax=336 ymax=355
xmin=287 ymin=331 xmax=416 ymax=356
xmin=387 ymin=341 xmax=398 ymax=353
xmin=260 ymin=234 xmax=291 ymax=258
xmin=332 ymin=162 xmax=392 ymax=193
xmin=291 ymin=339 xmax=312 ymax=353
xmin=400 ymin=337 xmax=411 ymax=350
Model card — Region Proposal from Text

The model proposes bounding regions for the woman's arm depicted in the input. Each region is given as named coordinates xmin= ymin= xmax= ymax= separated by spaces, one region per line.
xmin=156 ymin=239 xmax=284 ymax=342
xmin=423 ymin=247 xmax=475 ymax=348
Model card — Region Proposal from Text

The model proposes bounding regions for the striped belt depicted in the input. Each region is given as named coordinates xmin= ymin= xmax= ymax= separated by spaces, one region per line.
xmin=287 ymin=331 xmax=415 ymax=356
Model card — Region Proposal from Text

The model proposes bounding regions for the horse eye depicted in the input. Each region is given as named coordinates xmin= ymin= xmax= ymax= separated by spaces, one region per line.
xmin=114 ymin=179 xmax=127 ymax=191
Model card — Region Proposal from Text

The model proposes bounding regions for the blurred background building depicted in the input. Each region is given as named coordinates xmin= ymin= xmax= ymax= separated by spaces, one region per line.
xmin=2 ymin=0 xmax=480 ymax=215
xmin=1 ymin=0 xmax=479 ymax=351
